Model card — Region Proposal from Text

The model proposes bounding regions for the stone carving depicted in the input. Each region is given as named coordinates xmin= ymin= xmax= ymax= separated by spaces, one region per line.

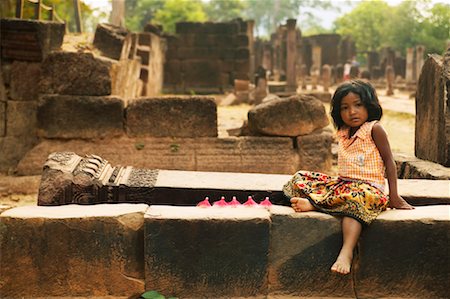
xmin=38 ymin=152 xmax=159 ymax=205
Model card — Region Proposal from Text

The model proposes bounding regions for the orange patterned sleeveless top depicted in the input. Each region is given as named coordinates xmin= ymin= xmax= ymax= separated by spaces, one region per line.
xmin=337 ymin=120 xmax=386 ymax=190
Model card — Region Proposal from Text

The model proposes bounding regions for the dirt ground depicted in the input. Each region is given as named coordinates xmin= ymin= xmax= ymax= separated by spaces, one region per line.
xmin=0 ymin=87 xmax=415 ymax=208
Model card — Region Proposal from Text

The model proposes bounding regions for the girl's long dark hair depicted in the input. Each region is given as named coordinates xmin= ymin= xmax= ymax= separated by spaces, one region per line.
xmin=330 ymin=79 xmax=383 ymax=129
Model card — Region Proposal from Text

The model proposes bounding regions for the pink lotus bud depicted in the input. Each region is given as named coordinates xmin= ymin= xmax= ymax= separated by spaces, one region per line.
xmin=197 ymin=197 xmax=211 ymax=208
xmin=243 ymin=196 xmax=258 ymax=207
xmin=228 ymin=196 xmax=241 ymax=207
xmin=259 ymin=196 xmax=272 ymax=208
xmin=213 ymin=196 xmax=228 ymax=207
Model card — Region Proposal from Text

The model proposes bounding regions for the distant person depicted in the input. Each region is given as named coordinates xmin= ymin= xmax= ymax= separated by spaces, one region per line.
xmin=350 ymin=56 xmax=360 ymax=79
xmin=343 ymin=60 xmax=352 ymax=80
xmin=282 ymin=80 xmax=414 ymax=275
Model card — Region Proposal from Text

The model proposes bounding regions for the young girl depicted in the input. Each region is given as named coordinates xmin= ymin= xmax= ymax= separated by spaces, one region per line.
xmin=282 ymin=79 xmax=413 ymax=275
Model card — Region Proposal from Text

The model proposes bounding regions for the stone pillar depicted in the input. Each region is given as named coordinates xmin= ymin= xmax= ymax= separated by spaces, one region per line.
xmin=310 ymin=65 xmax=319 ymax=90
xmin=415 ymin=45 xmax=425 ymax=82
xmin=286 ymin=19 xmax=297 ymax=92
xmin=415 ymin=50 xmax=450 ymax=167
xmin=247 ymin=20 xmax=255 ymax=83
xmin=385 ymin=65 xmax=395 ymax=96
xmin=262 ymin=44 xmax=272 ymax=72
xmin=321 ymin=64 xmax=331 ymax=92
xmin=110 ymin=0 xmax=125 ymax=27
xmin=312 ymin=45 xmax=322 ymax=75
xmin=406 ymin=47 xmax=414 ymax=82
xmin=300 ymin=64 xmax=307 ymax=90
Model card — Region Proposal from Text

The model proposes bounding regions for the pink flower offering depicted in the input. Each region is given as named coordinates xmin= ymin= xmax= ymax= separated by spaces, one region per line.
xmin=228 ymin=196 xmax=241 ymax=207
xmin=197 ymin=197 xmax=211 ymax=208
xmin=213 ymin=196 xmax=228 ymax=207
xmin=243 ymin=196 xmax=258 ymax=207
xmin=259 ymin=197 xmax=272 ymax=208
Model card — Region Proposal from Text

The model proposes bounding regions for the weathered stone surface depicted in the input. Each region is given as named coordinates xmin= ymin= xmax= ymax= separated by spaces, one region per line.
xmin=415 ymin=52 xmax=449 ymax=166
xmin=0 ymin=68 xmax=7 ymax=101
xmin=6 ymin=100 xmax=37 ymax=136
xmin=10 ymin=61 xmax=41 ymax=101
xmin=0 ymin=18 xmax=65 ymax=62
xmin=182 ymin=59 xmax=223 ymax=94
xmin=296 ymin=129 xmax=333 ymax=172
xmin=126 ymin=96 xmax=218 ymax=137
xmin=355 ymin=206 xmax=450 ymax=298
xmin=268 ymin=206 xmax=354 ymax=297
xmin=248 ymin=94 xmax=329 ymax=137
xmin=0 ymin=100 xmax=5 ymax=137
xmin=111 ymin=58 xmax=142 ymax=101
xmin=0 ymin=135 xmax=38 ymax=173
xmin=37 ymin=95 xmax=124 ymax=139
xmin=394 ymin=153 xmax=450 ymax=180
xmin=144 ymin=205 xmax=270 ymax=297
xmin=301 ymin=91 xmax=332 ymax=103
xmin=93 ymin=23 xmax=131 ymax=60
xmin=0 ymin=204 xmax=147 ymax=297
xmin=140 ymin=32 xmax=164 ymax=96
xmin=394 ymin=179 xmax=450 ymax=206
xmin=34 ymin=151 xmax=294 ymax=206
xmin=16 ymin=137 xmax=298 ymax=176
xmin=40 ymin=52 xmax=113 ymax=96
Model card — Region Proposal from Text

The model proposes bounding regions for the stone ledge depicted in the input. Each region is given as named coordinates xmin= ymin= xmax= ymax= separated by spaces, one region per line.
xmin=0 ymin=204 xmax=148 ymax=297
xmin=0 ymin=204 xmax=447 ymax=298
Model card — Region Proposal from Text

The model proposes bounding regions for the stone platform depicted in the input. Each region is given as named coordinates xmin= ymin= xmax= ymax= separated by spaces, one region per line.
xmin=0 ymin=204 xmax=448 ymax=298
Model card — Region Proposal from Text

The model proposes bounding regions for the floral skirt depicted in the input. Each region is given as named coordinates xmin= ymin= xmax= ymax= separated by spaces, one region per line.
xmin=282 ymin=171 xmax=389 ymax=225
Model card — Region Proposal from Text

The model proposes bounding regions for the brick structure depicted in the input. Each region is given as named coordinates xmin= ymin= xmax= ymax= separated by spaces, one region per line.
xmin=164 ymin=19 xmax=253 ymax=94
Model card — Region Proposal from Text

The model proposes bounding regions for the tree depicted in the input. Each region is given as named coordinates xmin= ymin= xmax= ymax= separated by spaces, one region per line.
xmin=417 ymin=3 xmax=450 ymax=54
xmin=243 ymin=0 xmax=335 ymax=37
xmin=335 ymin=1 xmax=390 ymax=52
xmin=125 ymin=0 xmax=165 ymax=32
xmin=203 ymin=0 xmax=247 ymax=22
xmin=153 ymin=0 xmax=207 ymax=33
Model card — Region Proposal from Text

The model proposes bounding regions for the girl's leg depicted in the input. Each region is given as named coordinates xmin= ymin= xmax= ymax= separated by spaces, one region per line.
xmin=290 ymin=197 xmax=316 ymax=212
xmin=331 ymin=216 xmax=362 ymax=275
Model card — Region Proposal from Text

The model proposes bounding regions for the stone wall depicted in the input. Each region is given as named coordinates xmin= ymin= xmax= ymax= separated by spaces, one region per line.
xmin=164 ymin=19 xmax=253 ymax=94
xmin=0 ymin=19 xmax=65 ymax=173
xmin=415 ymin=49 xmax=449 ymax=167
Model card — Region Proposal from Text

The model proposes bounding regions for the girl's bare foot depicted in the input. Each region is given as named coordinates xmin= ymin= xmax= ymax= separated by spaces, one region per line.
xmin=290 ymin=197 xmax=315 ymax=212
xmin=331 ymin=251 xmax=353 ymax=275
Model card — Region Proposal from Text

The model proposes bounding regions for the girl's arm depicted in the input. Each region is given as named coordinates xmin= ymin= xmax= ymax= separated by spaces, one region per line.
xmin=372 ymin=123 xmax=414 ymax=209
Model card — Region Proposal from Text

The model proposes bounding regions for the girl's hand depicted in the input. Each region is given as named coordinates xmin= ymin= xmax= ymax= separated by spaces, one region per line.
xmin=389 ymin=194 xmax=415 ymax=209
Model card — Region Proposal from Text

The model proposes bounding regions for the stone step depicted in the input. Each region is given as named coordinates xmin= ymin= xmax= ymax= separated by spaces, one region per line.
xmin=34 ymin=152 xmax=450 ymax=206
xmin=1 ymin=204 xmax=448 ymax=298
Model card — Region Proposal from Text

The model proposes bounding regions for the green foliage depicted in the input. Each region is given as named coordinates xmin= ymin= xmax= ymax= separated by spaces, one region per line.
xmin=335 ymin=1 xmax=389 ymax=52
xmin=203 ymin=0 xmax=247 ymax=22
xmin=140 ymin=290 xmax=177 ymax=299
xmin=125 ymin=0 xmax=165 ymax=32
xmin=243 ymin=0 xmax=334 ymax=37
xmin=335 ymin=0 xmax=450 ymax=55
xmin=0 ymin=0 xmax=96 ymax=32
xmin=153 ymin=0 xmax=207 ymax=33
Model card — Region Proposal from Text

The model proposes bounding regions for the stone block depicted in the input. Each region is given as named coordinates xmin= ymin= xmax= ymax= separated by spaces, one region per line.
xmin=0 ymin=135 xmax=38 ymax=173
xmin=0 ymin=68 xmax=6 ymax=101
xmin=93 ymin=23 xmax=131 ymax=60
xmin=6 ymin=100 xmax=37 ymax=136
xmin=415 ymin=52 xmax=449 ymax=166
xmin=0 ymin=100 xmax=5 ymax=136
xmin=37 ymin=95 xmax=124 ymax=139
xmin=126 ymin=96 xmax=217 ymax=137
xmin=268 ymin=206 xmax=354 ymax=297
xmin=355 ymin=206 xmax=449 ymax=298
xmin=163 ymin=60 xmax=182 ymax=85
xmin=144 ymin=205 xmax=270 ymax=297
xmin=394 ymin=153 xmax=450 ymax=180
xmin=0 ymin=18 xmax=65 ymax=62
xmin=296 ymin=129 xmax=333 ymax=173
xmin=182 ymin=59 xmax=222 ymax=93
xmin=10 ymin=61 xmax=41 ymax=101
xmin=40 ymin=52 xmax=113 ymax=96
xmin=0 ymin=204 xmax=148 ymax=297
xmin=111 ymin=58 xmax=142 ymax=101
xmin=248 ymin=94 xmax=329 ymax=137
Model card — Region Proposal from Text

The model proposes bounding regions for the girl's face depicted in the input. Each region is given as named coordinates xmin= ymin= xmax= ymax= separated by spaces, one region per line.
xmin=340 ymin=92 xmax=368 ymax=128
